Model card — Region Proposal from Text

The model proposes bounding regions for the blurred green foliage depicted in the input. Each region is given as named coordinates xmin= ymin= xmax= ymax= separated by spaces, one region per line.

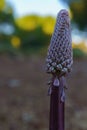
xmin=73 ymin=48 xmax=86 ymax=58
xmin=0 ymin=0 xmax=86 ymax=57
xmin=60 ymin=0 xmax=87 ymax=30
xmin=0 ymin=0 xmax=56 ymax=55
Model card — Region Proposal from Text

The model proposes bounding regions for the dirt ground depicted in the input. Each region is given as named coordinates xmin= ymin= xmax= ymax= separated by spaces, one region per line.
xmin=0 ymin=54 xmax=87 ymax=130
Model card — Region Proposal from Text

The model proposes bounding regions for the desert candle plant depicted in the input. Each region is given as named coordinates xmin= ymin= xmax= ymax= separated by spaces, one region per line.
xmin=45 ymin=9 xmax=73 ymax=130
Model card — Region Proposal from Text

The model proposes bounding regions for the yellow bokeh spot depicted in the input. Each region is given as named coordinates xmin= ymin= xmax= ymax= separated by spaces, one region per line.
xmin=72 ymin=43 xmax=77 ymax=48
xmin=11 ymin=36 xmax=21 ymax=48
xmin=16 ymin=17 xmax=37 ymax=31
xmin=0 ymin=0 xmax=5 ymax=11
xmin=72 ymin=41 xmax=87 ymax=53
xmin=69 ymin=10 xmax=73 ymax=19
xmin=42 ymin=20 xmax=55 ymax=35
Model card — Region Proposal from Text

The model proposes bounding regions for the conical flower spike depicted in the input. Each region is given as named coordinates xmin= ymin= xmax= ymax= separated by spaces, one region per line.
xmin=46 ymin=9 xmax=73 ymax=76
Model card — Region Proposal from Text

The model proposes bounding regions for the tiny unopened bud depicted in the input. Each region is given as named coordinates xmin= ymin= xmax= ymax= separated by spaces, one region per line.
xmin=61 ymin=68 xmax=67 ymax=73
xmin=53 ymin=77 xmax=60 ymax=87
xmin=57 ymin=64 xmax=62 ymax=70
xmin=51 ymin=62 xmax=57 ymax=67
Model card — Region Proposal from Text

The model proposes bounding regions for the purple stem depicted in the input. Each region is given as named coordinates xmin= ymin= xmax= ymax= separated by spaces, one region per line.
xmin=49 ymin=77 xmax=65 ymax=130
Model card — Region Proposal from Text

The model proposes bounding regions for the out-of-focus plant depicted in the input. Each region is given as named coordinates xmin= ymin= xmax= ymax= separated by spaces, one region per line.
xmin=42 ymin=16 xmax=55 ymax=35
xmin=15 ymin=15 xmax=55 ymax=54
xmin=73 ymin=48 xmax=86 ymax=58
xmin=11 ymin=36 xmax=21 ymax=48
xmin=72 ymin=42 xmax=87 ymax=57
xmin=16 ymin=15 xmax=40 ymax=31
xmin=59 ymin=0 xmax=87 ymax=30
xmin=0 ymin=0 xmax=5 ymax=11
xmin=0 ymin=0 xmax=55 ymax=55
xmin=0 ymin=0 xmax=87 ymax=57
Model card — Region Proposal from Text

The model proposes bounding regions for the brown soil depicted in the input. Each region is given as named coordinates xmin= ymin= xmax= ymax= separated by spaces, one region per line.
xmin=0 ymin=55 xmax=87 ymax=130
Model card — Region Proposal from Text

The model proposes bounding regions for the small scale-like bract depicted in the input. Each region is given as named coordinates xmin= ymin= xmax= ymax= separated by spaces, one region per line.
xmin=46 ymin=9 xmax=73 ymax=76
xmin=53 ymin=77 xmax=60 ymax=87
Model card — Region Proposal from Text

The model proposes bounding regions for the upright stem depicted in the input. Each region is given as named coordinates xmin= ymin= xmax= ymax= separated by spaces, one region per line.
xmin=49 ymin=77 xmax=65 ymax=130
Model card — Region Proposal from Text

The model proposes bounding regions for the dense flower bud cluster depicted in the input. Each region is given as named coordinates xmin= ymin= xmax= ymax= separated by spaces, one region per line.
xmin=46 ymin=9 xmax=73 ymax=76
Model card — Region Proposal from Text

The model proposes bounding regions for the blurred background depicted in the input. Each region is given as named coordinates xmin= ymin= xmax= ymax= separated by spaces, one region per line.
xmin=0 ymin=0 xmax=87 ymax=130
